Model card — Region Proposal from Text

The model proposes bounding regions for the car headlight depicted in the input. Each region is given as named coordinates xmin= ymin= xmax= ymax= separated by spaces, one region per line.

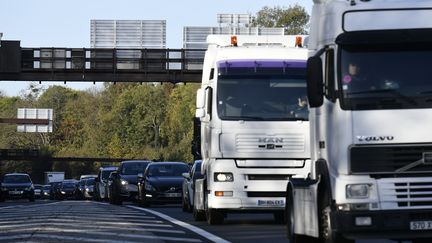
xmin=61 ymin=191 xmax=66 ymax=194
xmin=120 ymin=179 xmax=129 ymax=186
xmin=346 ymin=184 xmax=370 ymax=199
xmin=145 ymin=183 xmax=156 ymax=191
xmin=214 ymin=173 xmax=234 ymax=182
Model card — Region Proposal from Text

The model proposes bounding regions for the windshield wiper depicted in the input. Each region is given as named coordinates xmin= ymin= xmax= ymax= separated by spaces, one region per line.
xmin=346 ymin=89 xmax=418 ymax=106
xmin=222 ymin=116 xmax=264 ymax=121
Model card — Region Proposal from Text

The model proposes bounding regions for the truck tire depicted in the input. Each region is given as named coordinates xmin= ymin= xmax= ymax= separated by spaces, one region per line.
xmin=206 ymin=208 xmax=224 ymax=225
xmin=319 ymin=204 xmax=353 ymax=243
xmin=204 ymin=190 xmax=224 ymax=225
xmin=193 ymin=204 xmax=205 ymax=221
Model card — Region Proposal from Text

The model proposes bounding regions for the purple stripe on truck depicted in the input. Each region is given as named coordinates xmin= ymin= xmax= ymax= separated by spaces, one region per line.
xmin=217 ymin=59 xmax=306 ymax=69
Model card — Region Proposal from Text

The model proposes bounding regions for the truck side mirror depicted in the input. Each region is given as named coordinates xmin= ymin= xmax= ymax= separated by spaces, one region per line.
xmin=307 ymin=56 xmax=324 ymax=108
xmin=196 ymin=88 xmax=205 ymax=118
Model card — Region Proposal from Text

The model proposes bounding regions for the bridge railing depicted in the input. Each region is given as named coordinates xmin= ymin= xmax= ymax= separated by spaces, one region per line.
xmin=0 ymin=40 xmax=205 ymax=83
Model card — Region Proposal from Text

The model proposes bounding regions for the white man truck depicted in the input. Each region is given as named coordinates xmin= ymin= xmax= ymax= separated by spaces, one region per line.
xmin=193 ymin=35 xmax=311 ymax=224
xmin=286 ymin=0 xmax=432 ymax=242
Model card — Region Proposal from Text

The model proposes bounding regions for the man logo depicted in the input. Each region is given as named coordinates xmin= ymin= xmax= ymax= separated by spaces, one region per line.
xmin=258 ymin=138 xmax=284 ymax=143
xmin=357 ymin=136 xmax=394 ymax=142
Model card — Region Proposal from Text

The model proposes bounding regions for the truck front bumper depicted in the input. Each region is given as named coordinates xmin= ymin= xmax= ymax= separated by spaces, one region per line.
xmin=334 ymin=209 xmax=432 ymax=240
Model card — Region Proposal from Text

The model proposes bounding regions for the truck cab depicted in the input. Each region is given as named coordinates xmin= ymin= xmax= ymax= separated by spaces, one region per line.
xmin=194 ymin=35 xmax=311 ymax=224
xmin=287 ymin=1 xmax=432 ymax=242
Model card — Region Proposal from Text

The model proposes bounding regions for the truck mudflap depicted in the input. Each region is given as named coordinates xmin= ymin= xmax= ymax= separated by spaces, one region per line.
xmin=194 ymin=178 xmax=205 ymax=211
xmin=290 ymin=178 xmax=320 ymax=238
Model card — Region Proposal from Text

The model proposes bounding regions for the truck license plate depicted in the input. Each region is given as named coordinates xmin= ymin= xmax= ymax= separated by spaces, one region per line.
xmin=410 ymin=221 xmax=432 ymax=230
xmin=257 ymin=199 xmax=285 ymax=206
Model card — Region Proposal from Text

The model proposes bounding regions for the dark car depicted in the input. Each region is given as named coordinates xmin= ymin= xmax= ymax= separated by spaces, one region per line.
xmin=109 ymin=160 xmax=151 ymax=205
xmin=59 ymin=180 xmax=78 ymax=200
xmin=41 ymin=184 xmax=51 ymax=199
xmin=49 ymin=181 xmax=62 ymax=200
xmin=182 ymin=160 xmax=203 ymax=212
xmin=137 ymin=162 xmax=190 ymax=207
xmin=94 ymin=166 xmax=118 ymax=201
xmin=0 ymin=173 xmax=35 ymax=202
xmin=84 ymin=177 xmax=96 ymax=199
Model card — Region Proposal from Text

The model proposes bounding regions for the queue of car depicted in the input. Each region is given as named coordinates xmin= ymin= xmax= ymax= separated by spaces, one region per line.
xmin=0 ymin=160 xmax=198 ymax=212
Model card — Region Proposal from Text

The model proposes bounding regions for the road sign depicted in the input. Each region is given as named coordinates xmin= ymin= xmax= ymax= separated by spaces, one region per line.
xmin=17 ymin=108 xmax=53 ymax=133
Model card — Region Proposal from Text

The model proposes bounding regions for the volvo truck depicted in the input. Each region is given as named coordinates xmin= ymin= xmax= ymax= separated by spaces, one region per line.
xmin=286 ymin=0 xmax=432 ymax=242
xmin=193 ymin=34 xmax=311 ymax=224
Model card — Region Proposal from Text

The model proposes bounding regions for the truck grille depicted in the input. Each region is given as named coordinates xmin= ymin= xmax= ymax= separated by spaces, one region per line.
xmin=350 ymin=144 xmax=432 ymax=174
xmin=379 ymin=179 xmax=432 ymax=209
xmin=236 ymin=134 xmax=305 ymax=153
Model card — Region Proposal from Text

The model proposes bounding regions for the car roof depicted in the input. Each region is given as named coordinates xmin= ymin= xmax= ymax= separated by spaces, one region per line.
xmin=100 ymin=166 xmax=118 ymax=171
xmin=148 ymin=162 xmax=187 ymax=166
xmin=121 ymin=160 xmax=152 ymax=164
xmin=4 ymin=173 xmax=30 ymax=176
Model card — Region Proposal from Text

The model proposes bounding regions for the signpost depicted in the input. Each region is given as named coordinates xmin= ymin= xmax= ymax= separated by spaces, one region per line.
xmin=16 ymin=108 xmax=53 ymax=133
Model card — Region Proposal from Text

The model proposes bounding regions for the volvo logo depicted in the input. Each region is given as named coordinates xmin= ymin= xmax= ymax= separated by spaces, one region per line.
xmin=258 ymin=137 xmax=284 ymax=143
xmin=357 ymin=136 xmax=394 ymax=142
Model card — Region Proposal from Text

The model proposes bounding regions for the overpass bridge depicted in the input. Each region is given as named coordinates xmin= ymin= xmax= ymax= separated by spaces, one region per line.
xmin=0 ymin=40 xmax=205 ymax=83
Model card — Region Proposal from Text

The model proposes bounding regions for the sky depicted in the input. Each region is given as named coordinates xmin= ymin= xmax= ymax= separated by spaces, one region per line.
xmin=0 ymin=0 xmax=312 ymax=97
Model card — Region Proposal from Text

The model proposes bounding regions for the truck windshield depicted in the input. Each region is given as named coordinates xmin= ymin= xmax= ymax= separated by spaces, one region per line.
xmin=339 ymin=45 xmax=432 ymax=110
xmin=216 ymin=60 xmax=308 ymax=121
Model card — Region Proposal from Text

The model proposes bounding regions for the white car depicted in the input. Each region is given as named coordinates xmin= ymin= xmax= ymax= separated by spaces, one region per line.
xmin=181 ymin=160 xmax=202 ymax=212
xmin=95 ymin=166 xmax=117 ymax=201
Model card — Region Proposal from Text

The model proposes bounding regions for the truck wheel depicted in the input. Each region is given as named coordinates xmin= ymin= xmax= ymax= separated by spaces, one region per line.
xmin=206 ymin=208 xmax=224 ymax=225
xmin=193 ymin=205 xmax=205 ymax=221
xmin=320 ymin=204 xmax=354 ymax=243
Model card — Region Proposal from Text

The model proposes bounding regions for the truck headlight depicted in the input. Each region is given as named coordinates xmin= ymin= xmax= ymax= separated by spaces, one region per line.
xmin=214 ymin=173 xmax=234 ymax=182
xmin=346 ymin=184 xmax=370 ymax=199
xmin=120 ymin=179 xmax=129 ymax=186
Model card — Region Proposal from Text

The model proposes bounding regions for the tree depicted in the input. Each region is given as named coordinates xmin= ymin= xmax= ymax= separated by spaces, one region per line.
xmin=252 ymin=4 xmax=310 ymax=35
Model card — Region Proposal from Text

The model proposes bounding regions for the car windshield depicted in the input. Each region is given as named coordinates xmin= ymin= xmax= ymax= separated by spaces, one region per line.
xmin=3 ymin=175 xmax=31 ymax=183
xmin=62 ymin=183 xmax=76 ymax=188
xmin=121 ymin=162 xmax=150 ymax=175
xmin=148 ymin=164 xmax=189 ymax=177
xmin=102 ymin=170 xmax=116 ymax=180
xmin=339 ymin=44 xmax=432 ymax=110
xmin=217 ymin=60 xmax=308 ymax=121
xmin=85 ymin=178 xmax=95 ymax=185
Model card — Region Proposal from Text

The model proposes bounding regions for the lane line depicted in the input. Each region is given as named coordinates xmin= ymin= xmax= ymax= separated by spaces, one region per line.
xmin=0 ymin=233 xmax=146 ymax=243
xmin=1 ymin=227 xmax=202 ymax=242
xmin=0 ymin=222 xmax=183 ymax=233
xmin=0 ymin=201 xmax=62 ymax=210
xmin=127 ymin=205 xmax=231 ymax=243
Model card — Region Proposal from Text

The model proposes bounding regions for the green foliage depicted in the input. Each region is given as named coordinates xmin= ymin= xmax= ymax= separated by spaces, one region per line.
xmin=252 ymin=4 xmax=310 ymax=34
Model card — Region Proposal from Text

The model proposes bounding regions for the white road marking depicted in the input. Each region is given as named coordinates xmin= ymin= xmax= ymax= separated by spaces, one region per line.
xmin=127 ymin=205 xmax=231 ymax=243
xmin=0 ymin=222 xmax=183 ymax=233
xmin=0 ymin=233 xmax=151 ymax=243
xmin=2 ymin=227 xmax=202 ymax=242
